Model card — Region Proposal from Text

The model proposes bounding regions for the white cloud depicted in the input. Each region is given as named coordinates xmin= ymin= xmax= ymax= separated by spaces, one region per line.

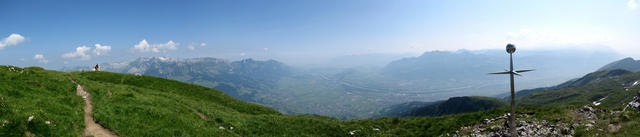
xmin=240 ymin=52 xmax=246 ymax=56
xmin=132 ymin=39 xmax=178 ymax=53
xmin=63 ymin=46 xmax=92 ymax=60
xmin=93 ymin=44 xmax=111 ymax=55
xmin=33 ymin=54 xmax=48 ymax=64
xmin=187 ymin=42 xmax=206 ymax=51
xmin=34 ymin=54 xmax=44 ymax=59
xmin=629 ymin=0 xmax=638 ymax=9
xmin=0 ymin=33 xmax=26 ymax=50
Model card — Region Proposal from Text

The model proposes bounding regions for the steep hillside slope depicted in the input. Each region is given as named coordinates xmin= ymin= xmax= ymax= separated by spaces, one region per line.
xmin=518 ymin=70 xmax=640 ymax=108
xmin=0 ymin=66 xmax=84 ymax=136
xmin=68 ymin=71 xmax=349 ymax=136
xmin=512 ymin=69 xmax=632 ymax=98
xmin=379 ymin=96 xmax=507 ymax=117
xmin=598 ymin=57 xmax=640 ymax=72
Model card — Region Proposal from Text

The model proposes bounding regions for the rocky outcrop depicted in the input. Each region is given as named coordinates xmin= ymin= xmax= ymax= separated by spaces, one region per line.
xmin=579 ymin=105 xmax=600 ymax=120
xmin=577 ymin=105 xmax=608 ymax=132
xmin=454 ymin=88 xmax=638 ymax=137
xmin=453 ymin=105 xmax=617 ymax=137
xmin=626 ymin=90 xmax=640 ymax=111
xmin=453 ymin=113 xmax=574 ymax=137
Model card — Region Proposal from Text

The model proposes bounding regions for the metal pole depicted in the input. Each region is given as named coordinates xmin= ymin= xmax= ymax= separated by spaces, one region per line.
xmin=490 ymin=44 xmax=533 ymax=136
xmin=509 ymin=53 xmax=516 ymax=137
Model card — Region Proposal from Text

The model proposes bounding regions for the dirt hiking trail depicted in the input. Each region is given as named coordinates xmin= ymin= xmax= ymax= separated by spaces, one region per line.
xmin=70 ymin=78 xmax=118 ymax=137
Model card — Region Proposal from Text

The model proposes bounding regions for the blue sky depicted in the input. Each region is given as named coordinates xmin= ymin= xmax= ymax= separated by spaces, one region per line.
xmin=1 ymin=0 xmax=639 ymax=68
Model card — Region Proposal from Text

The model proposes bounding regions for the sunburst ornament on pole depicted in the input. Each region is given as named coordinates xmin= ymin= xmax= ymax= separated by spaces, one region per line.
xmin=489 ymin=43 xmax=534 ymax=136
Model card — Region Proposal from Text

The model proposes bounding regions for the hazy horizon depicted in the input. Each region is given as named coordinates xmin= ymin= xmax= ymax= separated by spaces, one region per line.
xmin=55 ymin=45 xmax=624 ymax=70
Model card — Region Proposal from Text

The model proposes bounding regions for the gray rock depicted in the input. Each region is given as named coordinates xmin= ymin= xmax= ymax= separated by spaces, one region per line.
xmin=572 ymin=124 xmax=579 ymax=128
xmin=608 ymin=124 xmax=620 ymax=132
xmin=519 ymin=132 xmax=528 ymax=136
xmin=628 ymin=96 xmax=640 ymax=111
xmin=526 ymin=130 xmax=534 ymax=135
xmin=454 ymin=113 xmax=574 ymax=137
xmin=585 ymin=123 xmax=594 ymax=128
xmin=581 ymin=105 xmax=595 ymax=112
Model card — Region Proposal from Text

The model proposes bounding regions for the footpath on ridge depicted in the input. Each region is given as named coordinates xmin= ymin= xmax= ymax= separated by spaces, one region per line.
xmin=70 ymin=78 xmax=118 ymax=137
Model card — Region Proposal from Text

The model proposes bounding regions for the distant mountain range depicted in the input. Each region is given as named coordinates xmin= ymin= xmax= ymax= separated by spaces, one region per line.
xmin=60 ymin=48 xmax=623 ymax=119
xmin=382 ymin=49 xmax=621 ymax=94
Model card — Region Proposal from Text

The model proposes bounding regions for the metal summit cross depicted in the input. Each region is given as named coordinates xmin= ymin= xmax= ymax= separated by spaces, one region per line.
xmin=489 ymin=43 xmax=534 ymax=137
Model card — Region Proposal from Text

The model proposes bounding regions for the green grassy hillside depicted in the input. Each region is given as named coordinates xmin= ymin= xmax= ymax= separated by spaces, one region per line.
xmin=518 ymin=70 xmax=640 ymax=108
xmin=0 ymin=66 xmax=84 ymax=136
